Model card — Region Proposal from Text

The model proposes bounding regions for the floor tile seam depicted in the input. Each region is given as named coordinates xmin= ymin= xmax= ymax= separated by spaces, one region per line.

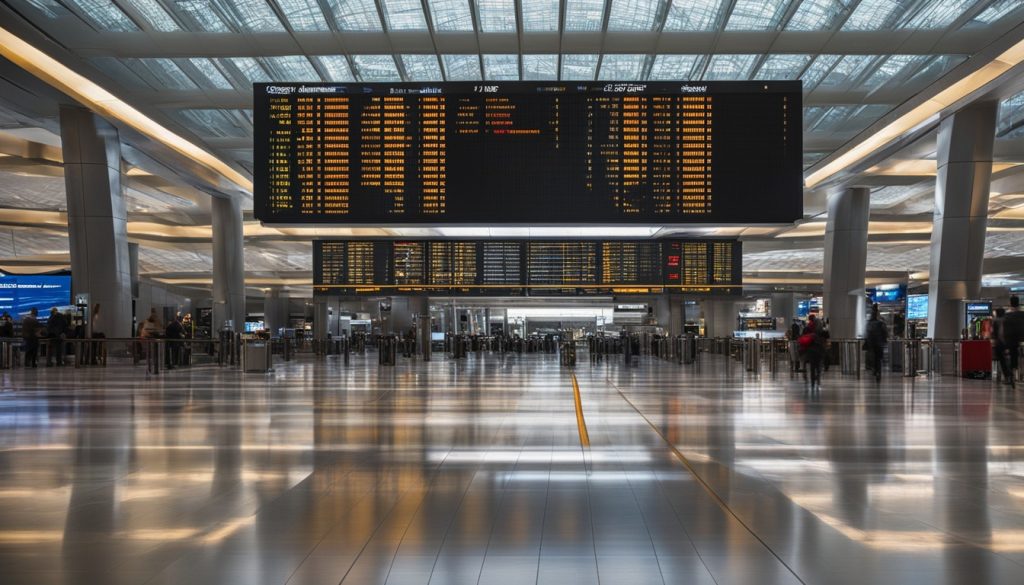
xmin=583 ymin=394 xmax=668 ymax=585
xmin=473 ymin=435 xmax=536 ymax=585
xmin=603 ymin=374 xmax=809 ymax=585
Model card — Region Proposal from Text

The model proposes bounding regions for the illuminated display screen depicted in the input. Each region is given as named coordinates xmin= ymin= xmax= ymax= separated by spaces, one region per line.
xmin=0 ymin=273 xmax=72 ymax=318
xmin=255 ymin=82 xmax=801 ymax=224
xmin=313 ymin=239 xmax=741 ymax=296
xmin=907 ymin=294 xmax=928 ymax=320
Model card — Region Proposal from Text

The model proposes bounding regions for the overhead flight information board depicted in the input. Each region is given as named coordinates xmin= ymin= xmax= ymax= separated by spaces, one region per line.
xmin=256 ymin=81 xmax=801 ymax=224
xmin=313 ymin=239 xmax=741 ymax=296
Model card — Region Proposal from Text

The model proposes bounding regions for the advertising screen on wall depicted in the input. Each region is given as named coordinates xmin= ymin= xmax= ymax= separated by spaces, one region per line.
xmin=313 ymin=239 xmax=741 ymax=296
xmin=0 ymin=273 xmax=72 ymax=316
xmin=255 ymin=81 xmax=801 ymax=224
xmin=907 ymin=294 xmax=928 ymax=320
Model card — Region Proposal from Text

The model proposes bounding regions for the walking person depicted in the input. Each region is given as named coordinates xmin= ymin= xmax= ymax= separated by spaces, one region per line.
xmin=21 ymin=308 xmax=39 ymax=368
xmin=165 ymin=314 xmax=184 ymax=369
xmin=1000 ymin=295 xmax=1024 ymax=388
xmin=45 ymin=307 xmax=67 ymax=367
xmin=866 ymin=304 xmax=889 ymax=384
xmin=993 ymin=308 xmax=1012 ymax=384
xmin=799 ymin=315 xmax=825 ymax=392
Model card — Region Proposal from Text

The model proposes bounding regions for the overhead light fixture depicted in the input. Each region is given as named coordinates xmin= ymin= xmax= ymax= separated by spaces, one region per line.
xmin=805 ymin=37 xmax=1024 ymax=188
xmin=0 ymin=26 xmax=252 ymax=193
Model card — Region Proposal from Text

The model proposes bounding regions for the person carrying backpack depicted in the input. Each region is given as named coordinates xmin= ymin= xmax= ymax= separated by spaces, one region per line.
xmin=799 ymin=315 xmax=825 ymax=391
xmin=865 ymin=304 xmax=889 ymax=383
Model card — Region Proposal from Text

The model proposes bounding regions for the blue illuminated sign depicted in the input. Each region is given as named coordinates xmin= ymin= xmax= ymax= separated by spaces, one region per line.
xmin=0 ymin=274 xmax=72 ymax=318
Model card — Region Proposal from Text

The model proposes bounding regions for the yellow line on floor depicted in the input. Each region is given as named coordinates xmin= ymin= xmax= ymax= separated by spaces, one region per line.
xmin=570 ymin=372 xmax=590 ymax=447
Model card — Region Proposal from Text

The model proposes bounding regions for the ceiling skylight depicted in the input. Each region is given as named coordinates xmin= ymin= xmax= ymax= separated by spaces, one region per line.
xmin=785 ymin=0 xmax=853 ymax=31
xmin=401 ymin=54 xmax=443 ymax=81
xmin=523 ymin=55 xmax=558 ymax=80
xmin=130 ymin=0 xmax=181 ymax=31
xmin=648 ymin=55 xmax=701 ymax=80
xmin=442 ymin=54 xmax=482 ymax=80
xmin=561 ymin=54 xmax=599 ymax=80
xmin=174 ymin=0 xmax=230 ymax=31
xmin=800 ymin=54 xmax=840 ymax=89
xmin=263 ymin=56 xmax=321 ymax=82
xmin=477 ymin=0 xmax=517 ymax=31
xmin=228 ymin=57 xmax=271 ymax=83
xmin=862 ymin=54 xmax=926 ymax=89
xmin=702 ymin=54 xmax=758 ymax=80
xmin=132 ymin=58 xmax=197 ymax=90
xmin=484 ymin=54 xmax=520 ymax=80
xmin=754 ymin=54 xmax=812 ymax=80
xmin=66 ymin=0 xmax=138 ymax=31
xmin=216 ymin=0 xmax=285 ymax=32
xmin=277 ymin=0 xmax=330 ymax=31
xmin=521 ymin=0 xmax=560 ymax=31
xmin=607 ymin=0 xmax=662 ymax=31
xmin=316 ymin=56 xmax=355 ymax=82
xmin=564 ymin=0 xmax=606 ymax=31
xmin=725 ymin=0 xmax=789 ymax=30
xmin=381 ymin=0 xmax=428 ymax=30
xmin=817 ymin=55 xmax=877 ymax=88
xmin=326 ymin=0 xmax=383 ymax=30
xmin=352 ymin=55 xmax=401 ymax=81
xmin=428 ymin=0 xmax=475 ymax=31
xmin=188 ymin=58 xmax=234 ymax=89
xmin=968 ymin=0 xmax=1022 ymax=25
xmin=903 ymin=0 xmax=977 ymax=29
xmin=662 ymin=0 xmax=724 ymax=31
xmin=598 ymin=55 xmax=646 ymax=80
xmin=843 ymin=0 xmax=914 ymax=31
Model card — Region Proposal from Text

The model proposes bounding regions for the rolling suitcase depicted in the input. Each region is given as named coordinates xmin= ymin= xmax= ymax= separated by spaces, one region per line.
xmin=960 ymin=340 xmax=992 ymax=379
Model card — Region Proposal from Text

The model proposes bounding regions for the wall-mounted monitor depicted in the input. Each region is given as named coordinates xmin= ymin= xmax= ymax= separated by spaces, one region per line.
xmin=907 ymin=294 xmax=928 ymax=320
xmin=255 ymin=82 xmax=802 ymax=224
xmin=0 ymin=273 xmax=72 ymax=319
xmin=313 ymin=239 xmax=741 ymax=296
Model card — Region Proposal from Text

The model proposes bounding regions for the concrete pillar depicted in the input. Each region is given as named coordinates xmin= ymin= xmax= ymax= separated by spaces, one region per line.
xmin=823 ymin=187 xmax=869 ymax=339
xmin=211 ymin=196 xmax=245 ymax=332
xmin=313 ymin=299 xmax=329 ymax=339
xmin=702 ymin=298 xmax=738 ymax=338
xmin=669 ymin=297 xmax=683 ymax=336
xmin=771 ymin=292 xmax=796 ymax=327
xmin=263 ymin=288 xmax=289 ymax=335
xmin=388 ymin=297 xmax=428 ymax=334
xmin=928 ymin=102 xmax=997 ymax=339
xmin=60 ymin=106 xmax=133 ymax=338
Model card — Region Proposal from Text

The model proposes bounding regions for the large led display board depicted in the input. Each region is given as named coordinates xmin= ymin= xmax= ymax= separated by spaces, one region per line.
xmin=0 ymin=273 xmax=72 ymax=316
xmin=313 ymin=239 xmax=741 ymax=296
xmin=256 ymin=81 xmax=801 ymax=224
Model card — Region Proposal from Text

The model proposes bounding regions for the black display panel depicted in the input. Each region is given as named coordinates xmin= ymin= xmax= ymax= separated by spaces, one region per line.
xmin=256 ymin=82 xmax=801 ymax=224
xmin=313 ymin=239 xmax=741 ymax=296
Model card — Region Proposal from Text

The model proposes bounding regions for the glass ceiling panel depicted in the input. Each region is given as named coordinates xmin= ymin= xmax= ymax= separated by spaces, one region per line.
xmin=903 ymin=0 xmax=977 ymax=29
xmin=904 ymin=54 xmax=965 ymax=85
xmin=352 ymin=55 xmax=401 ymax=81
xmin=663 ymin=0 xmax=723 ymax=30
xmin=800 ymin=54 xmax=840 ymax=89
xmin=725 ymin=0 xmax=789 ymax=30
xmin=648 ymin=55 xmax=701 ymax=80
xmin=754 ymin=54 xmax=812 ymax=79
xmin=564 ymin=0 xmax=606 ymax=30
xmin=381 ymin=0 xmax=428 ymax=30
xmin=442 ymin=54 xmax=483 ymax=80
xmin=598 ymin=55 xmax=646 ymax=80
xmin=428 ymin=0 xmax=475 ymax=30
xmin=65 ymin=0 xmax=138 ymax=31
xmin=316 ymin=56 xmax=355 ymax=81
xmin=262 ymin=56 xmax=322 ymax=81
xmin=133 ymin=58 xmax=197 ymax=89
xmin=521 ymin=0 xmax=559 ymax=31
xmin=173 ymin=0 xmax=230 ymax=31
xmin=785 ymin=0 xmax=852 ymax=31
xmin=91 ymin=57 xmax=149 ymax=89
xmin=810 ymin=105 xmax=856 ymax=132
xmin=325 ymin=0 xmax=383 ymax=30
xmin=401 ymin=54 xmax=444 ymax=80
xmin=189 ymin=58 xmax=234 ymax=89
xmin=818 ymin=55 xmax=877 ymax=88
xmin=969 ymin=0 xmax=1022 ymax=25
xmin=607 ymin=0 xmax=662 ymax=31
xmin=803 ymin=106 xmax=829 ymax=130
xmin=22 ymin=0 xmax=71 ymax=19
xmin=175 ymin=110 xmax=249 ymax=138
xmin=702 ymin=54 xmax=758 ymax=80
xmin=862 ymin=54 xmax=926 ymax=89
xmin=561 ymin=54 xmax=599 ymax=80
xmin=130 ymin=0 xmax=181 ymax=31
xmin=217 ymin=0 xmax=285 ymax=31
xmin=842 ymin=0 xmax=915 ymax=31
xmin=227 ymin=57 xmax=271 ymax=83
xmin=997 ymin=90 xmax=1024 ymax=138
xmin=523 ymin=54 xmax=558 ymax=80
xmin=477 ymin=0 xmax=517 ymax=31
xmin=277 ymin=0 xmax=330 ymax=31
xmin=483 ymin=54 xmax=520 ymax=80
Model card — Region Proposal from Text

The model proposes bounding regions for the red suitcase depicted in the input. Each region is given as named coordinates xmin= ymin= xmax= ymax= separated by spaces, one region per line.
xmin=960 ymin=340 xmax=992 ymax=379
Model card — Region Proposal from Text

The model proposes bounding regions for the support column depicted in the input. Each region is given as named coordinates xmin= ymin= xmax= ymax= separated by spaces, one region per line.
xmin=771 ymin=292 xmax=796 ymax=328
xmin=669 ymin=297 xmax=683 ymax=336
xmin=702 ymin=298 xmax=738 ymax=338
xmin=928 ymin=102 xmax=997 ymax=339
xmin=60 ymin=106 xmax=132 ymax=338
xmin=211 ymin=196 xmax=245 ymax=332
xmin=313 ymin=299 xmax=329 ymax=339
xmin=263 ymin=288 xmax=289 ymax=336
xmin=823 ymin=187 xmax=869 ymax=339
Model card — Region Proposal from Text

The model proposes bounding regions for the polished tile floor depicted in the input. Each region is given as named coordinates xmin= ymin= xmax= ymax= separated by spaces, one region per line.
xmin=0 ymin=351 xmax=1022 ymax=584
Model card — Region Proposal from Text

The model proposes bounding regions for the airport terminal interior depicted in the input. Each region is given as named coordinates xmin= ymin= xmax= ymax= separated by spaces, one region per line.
xmin=2 ymin=1 xmax=1024 ymax=584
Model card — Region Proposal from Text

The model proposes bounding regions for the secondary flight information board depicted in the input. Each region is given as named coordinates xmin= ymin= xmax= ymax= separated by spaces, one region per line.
xmin=313 ymin=239 xmax=741 ymax=296
xmin=256 ymin=81 xmax=801 ymax=224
